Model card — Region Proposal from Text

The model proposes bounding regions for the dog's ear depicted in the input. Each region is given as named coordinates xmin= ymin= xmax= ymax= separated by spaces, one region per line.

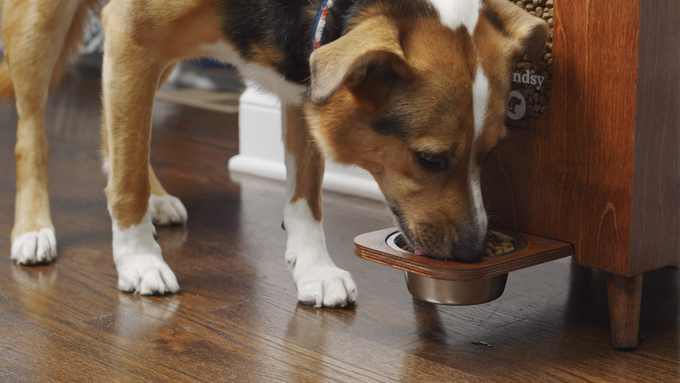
xmin=309 ymin=16 xmax=410 ymax=107
xmin=484 ymin=0 xmax=549 ymax=62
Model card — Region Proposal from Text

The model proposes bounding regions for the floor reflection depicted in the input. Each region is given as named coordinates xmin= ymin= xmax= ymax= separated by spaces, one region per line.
xmin=11 ymin=264 xmax=59 ymax=292
xmin=86 ymin=293 xmax=181 ymax=342
xmin=283 ymin=303 xmax=357 ymax=382
xmin=155 ymin=224 xmax=189 ymax=250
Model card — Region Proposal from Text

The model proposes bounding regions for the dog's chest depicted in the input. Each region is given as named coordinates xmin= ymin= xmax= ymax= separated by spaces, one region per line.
xmin=198 ymin=41 xmax=307 ymax=104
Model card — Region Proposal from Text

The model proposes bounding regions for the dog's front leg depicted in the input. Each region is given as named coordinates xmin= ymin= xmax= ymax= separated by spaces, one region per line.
xmin=282 ymin=106 xmax=357 ymax=308
xmin=100 ymin=14 xmax=178 ymax=295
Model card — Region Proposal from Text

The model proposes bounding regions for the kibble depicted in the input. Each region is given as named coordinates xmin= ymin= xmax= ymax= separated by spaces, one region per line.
xmin=484 ymin=231 xmax=516 ymax=257
xmin=507 ymin=0 xmax=553 ymax=128
xmin=393 ymin=231 xmax=516 ymax=258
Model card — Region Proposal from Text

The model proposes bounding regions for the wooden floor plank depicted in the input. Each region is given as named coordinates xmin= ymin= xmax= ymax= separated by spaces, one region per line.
xmin=0 ymin=66 xmax=678 ymax=382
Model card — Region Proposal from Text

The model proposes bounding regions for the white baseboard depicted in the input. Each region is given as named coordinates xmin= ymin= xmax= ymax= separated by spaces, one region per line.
xmin=234 ymin=85 xmax=384 ymax=202
xmin=228 ymin=155 xmax=384 ymax=201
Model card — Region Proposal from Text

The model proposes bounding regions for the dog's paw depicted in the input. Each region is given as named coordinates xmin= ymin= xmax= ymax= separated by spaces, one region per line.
xmin=296 ymin=264 xmax=357 ymax=308
xmin=149 ymin=194 xmax=187 ymax=226
xmin=11 ymin=228 xmax=57 ymax=265
xmin=116 ymin=255 xmax=179 ymax=295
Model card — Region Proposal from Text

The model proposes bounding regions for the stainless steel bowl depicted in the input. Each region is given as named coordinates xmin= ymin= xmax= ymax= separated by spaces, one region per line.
xmin=386 ymin=231 xmax=512 ymax=305
xmin=403 ymin=272 xmax=508 ymax=305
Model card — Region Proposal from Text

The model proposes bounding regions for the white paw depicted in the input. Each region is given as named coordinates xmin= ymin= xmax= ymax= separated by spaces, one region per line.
xmin=149 ymin=194 xmax=187 ymax=226
xmin=117 ymin=255 xmax=179 ymax=295
xmin=296 ymin=264 xmax=357 ymax=308
xmin=112 ymin=211 xmax=179 ymax=295
xmin=11 ymin=228 xmax=57 ymax=265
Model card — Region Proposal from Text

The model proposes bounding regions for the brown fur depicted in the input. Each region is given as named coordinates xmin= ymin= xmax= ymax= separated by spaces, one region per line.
xmin=2 ymin=0 xmax=181 ymax=256
xmin=0 ymin=59 xmax=13 ymax=99
xmin=252 ymin=44 xmax=287 ymax=71
xmin=0 ymin=0 xmax=102 ymax=99
xmin=100 ymin=0 xmax=223 ymax=229
xmin=283 ymin=105 xmax=324 ymax=221
xmin=305 ymin=1 xmax=547 ymax=259
xmin=1 ymin=0 xmax=102 ymax=242
xmin=100 ymin=0 xmax=547 ymax=260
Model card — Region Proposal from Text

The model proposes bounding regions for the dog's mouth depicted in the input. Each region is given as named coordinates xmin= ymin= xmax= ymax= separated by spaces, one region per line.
xmin=386 ymin=198 xmax=428 ymax=256
xmin=391 ymin=230 xmax=518 ymax=261
xmin=386 ymin=198 xmax=505 ymax=261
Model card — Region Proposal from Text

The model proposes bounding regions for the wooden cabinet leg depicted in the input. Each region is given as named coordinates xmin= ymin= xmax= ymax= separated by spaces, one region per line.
xmin=606 ymin=272 xmax=643 ymax=349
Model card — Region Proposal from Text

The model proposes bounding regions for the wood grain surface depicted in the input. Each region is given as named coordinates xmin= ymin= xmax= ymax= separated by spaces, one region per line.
xmin=0 ymin=66 xmax=678 ymax=382
xmin=354 ymin=228 xmax=574 ymax=281
xmin=481 ymin=0 xmax=680 ymax=276
xmin=630 ymin=0 xmax=680 ymax=275
xmin=606 ymin=272 xmax=643 ymax=349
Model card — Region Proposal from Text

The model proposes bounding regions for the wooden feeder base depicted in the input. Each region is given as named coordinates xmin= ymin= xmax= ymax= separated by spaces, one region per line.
xmin=353 ymin=228 xmax=575 ymax=282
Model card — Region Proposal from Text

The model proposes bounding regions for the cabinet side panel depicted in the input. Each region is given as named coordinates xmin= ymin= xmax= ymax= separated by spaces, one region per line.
xmin=630 ymin=0 xmax=680 ymax=274
xmin=481 ymin=0 xmax=640 ymax=274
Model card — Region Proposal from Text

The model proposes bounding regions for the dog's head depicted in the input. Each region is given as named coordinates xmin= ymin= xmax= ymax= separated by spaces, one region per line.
xmin=305 ymin=0 xmax=548 ymax=262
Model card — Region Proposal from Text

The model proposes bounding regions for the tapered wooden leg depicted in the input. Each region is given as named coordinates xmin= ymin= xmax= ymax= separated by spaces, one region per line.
xmin=606 ymin=272 xmax=643 ymax=349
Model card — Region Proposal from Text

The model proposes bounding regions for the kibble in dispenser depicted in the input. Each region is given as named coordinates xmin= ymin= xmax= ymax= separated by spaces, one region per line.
xmin=506 ymin=0 xmax=554 ymax=129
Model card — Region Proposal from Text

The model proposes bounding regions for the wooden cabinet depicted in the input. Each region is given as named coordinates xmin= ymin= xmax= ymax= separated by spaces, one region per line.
xmin=481 ymin=0 xmax=679 ymax=348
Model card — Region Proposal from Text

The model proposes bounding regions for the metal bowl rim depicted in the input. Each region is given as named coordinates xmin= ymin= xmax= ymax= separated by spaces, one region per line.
xmin=385 ymin=229 xmax=528 ymax=259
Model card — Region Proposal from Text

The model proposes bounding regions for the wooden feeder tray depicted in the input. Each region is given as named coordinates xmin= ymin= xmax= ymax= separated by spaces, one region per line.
xmin=354 ymin=228 xmax=575 ymax=282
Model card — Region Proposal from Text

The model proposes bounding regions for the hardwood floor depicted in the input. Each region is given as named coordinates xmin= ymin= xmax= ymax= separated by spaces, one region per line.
xmin=0 ymin=66 xmax=678 ymax=382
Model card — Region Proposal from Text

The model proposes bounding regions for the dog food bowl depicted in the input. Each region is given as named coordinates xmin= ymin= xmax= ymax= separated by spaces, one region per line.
xmin=403 ymin=272 xmax=508 ymax=305
xmin=385 ymin=230 xmax=525 ymax=305
xmin=354 ymin=228 xmax=574 ymax=305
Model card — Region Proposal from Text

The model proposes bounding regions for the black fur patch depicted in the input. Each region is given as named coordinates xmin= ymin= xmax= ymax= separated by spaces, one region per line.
xmin=218 ymin=0 xmax=317 ymax=84
xmin=217 ymin=0 xmax=438 ymax=85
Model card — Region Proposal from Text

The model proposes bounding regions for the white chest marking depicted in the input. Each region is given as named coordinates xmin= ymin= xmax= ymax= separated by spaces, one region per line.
xmin=428 ymin=0 xmax=482 ymax=34
xmin=198 ymin=41 xmax=306 ymax=105
xmin=470 ymin=63 xmax=490 ymax=230
xmin=472 ymin=63 xmax=489 ymax=142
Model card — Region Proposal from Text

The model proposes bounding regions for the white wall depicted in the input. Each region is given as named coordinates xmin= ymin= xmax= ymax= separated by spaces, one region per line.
xmin=228 ymin=86 xmax=384 ymax=201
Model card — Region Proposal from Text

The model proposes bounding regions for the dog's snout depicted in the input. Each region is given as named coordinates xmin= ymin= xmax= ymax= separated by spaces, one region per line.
xmin=450 ymin=232 xmax=485 ymax=263
xmin=451 ymin=243 xmax=485 ymax=263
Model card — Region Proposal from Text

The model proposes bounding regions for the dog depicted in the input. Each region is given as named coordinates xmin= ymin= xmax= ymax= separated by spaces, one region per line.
xmin=98 ymin=0 xmax=547 ymax=307
xmin=1 ymin=0 xmax=187 ymax=266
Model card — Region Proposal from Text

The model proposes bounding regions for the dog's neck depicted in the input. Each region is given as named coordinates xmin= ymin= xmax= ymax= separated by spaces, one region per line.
xmin=219 ymin=0 xmax=437 ymax=86
xmin=218 ymin=0 xmax=370 ymax=86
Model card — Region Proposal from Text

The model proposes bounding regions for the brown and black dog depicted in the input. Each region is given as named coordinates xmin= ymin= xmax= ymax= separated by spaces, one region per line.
xmin=1 ymin=0 xmax=187 ymax=265
xmin=2 ymin=0 xmax=547 ymax=307
xmin=99 ymin=0 xmax=546 ymax=307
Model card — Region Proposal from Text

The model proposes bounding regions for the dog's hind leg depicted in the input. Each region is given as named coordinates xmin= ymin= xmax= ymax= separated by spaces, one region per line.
xmin=148 ymin=62 xmax=189 ymax=226
xmin=282 ymin=105 xmax=357 ymax=308
xmin=148 ymin=164 xmax=188 ymax=226
xmin=2 ymin=0 xmax=86 ymax=264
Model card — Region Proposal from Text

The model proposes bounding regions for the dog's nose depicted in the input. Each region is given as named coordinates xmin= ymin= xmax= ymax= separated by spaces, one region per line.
xmin=451 ymin=234 xmax=485 ymax=263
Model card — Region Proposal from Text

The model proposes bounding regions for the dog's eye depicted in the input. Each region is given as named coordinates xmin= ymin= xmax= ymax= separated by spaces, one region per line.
xmin=415 ymin=151 xmax=449 ymax=171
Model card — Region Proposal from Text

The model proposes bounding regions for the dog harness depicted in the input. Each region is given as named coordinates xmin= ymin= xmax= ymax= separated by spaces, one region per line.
xmin=311 ymin=0 xmax=336 ymax=51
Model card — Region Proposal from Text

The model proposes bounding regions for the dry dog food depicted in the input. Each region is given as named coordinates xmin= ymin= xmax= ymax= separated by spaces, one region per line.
xmin=393 ymin=231 xmax=516 ymax=258
xmin=506 ymin=0 xmax=554 ymax=129
xmin=485 ymin=231 xmax=516 ymax=256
